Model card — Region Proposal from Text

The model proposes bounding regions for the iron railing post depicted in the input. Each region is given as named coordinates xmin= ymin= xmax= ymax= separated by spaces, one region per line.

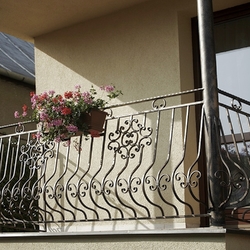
xmin=197 ymin=0 xmax=225 ymax=226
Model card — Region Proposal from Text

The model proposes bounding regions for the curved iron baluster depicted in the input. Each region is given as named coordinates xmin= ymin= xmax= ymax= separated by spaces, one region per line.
xmin=76 ymin=138 xmax=100 ymax=220
xmin=65 ymin=136 xmax=88 ymax=220
xmin=186 ymin=106 xmax=206 ymax=207
xmin=156 ymin=108 xmax=179 ymax=216
xmin=170 ymin=106 xmax=195 ymax=215
xmin=88 ymin=134 xmax=113 ymax=220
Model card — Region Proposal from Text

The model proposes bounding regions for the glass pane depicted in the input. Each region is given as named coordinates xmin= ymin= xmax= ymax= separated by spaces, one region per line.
xmin=216 ymin=47 xmax=250 ymax=99
xmin=216 ymin=47 xmax=250 ymax=135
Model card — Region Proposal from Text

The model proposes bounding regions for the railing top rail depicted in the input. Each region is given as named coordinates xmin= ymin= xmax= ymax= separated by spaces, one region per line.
xmin=0 ymin=120 xmax=34 ymax=130
xmin=105 ymin=88 xmax=204 ymax=109
xmin=218 ymin=88 xmax=250 ymax=107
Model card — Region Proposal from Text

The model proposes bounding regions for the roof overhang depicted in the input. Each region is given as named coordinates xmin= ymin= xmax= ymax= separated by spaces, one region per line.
xmin=0 ymin=0 xmax=150 ymax=42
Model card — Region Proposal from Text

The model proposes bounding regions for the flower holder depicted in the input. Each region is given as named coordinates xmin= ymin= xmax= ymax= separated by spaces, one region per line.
xmin=17 ymin=85 xmax=121 ymax=143
xmin=81 ymin=109 xmax=107 ymax=137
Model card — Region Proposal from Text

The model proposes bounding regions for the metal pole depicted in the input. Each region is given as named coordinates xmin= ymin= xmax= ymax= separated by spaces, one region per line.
xmin=197 ymin=0 xmax=225 ymax=226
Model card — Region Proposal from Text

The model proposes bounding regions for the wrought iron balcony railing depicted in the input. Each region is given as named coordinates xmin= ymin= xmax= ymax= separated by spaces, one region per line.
xmin=0 ymin=88 xmax=249 ymax=233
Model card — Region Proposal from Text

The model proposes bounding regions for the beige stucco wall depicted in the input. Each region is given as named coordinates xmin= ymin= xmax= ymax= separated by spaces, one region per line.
xmin=35 ymin=1 xmax=186 ymax=105
xmin=34 ymin=0 xmax=250 ymax=94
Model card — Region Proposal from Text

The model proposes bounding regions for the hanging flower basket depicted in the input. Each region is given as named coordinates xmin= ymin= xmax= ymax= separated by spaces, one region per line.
xmin=14 ymin=85 xmax=122 ymax=143
xmin=40 ymin=109 xmax=107 ymax=139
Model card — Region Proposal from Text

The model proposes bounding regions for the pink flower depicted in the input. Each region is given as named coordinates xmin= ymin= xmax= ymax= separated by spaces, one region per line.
xmin=48 ymin=90 xmax=55 ymax=96
xmin=52 ymin=106 xmax=61 ymax=112
xmin=75 ymin=85 xmax=81 ymax=91
xmin=101 ymin=85 xmax=114 ymax=93
xmin=31 ymin=94 xmax=38 ymax=109
xmin=54 ymin=136 xmax=61 ymax=143
xmin=82 ymin=92 xmax=93 ymax=104
xmin=66 ymin=125 xmax=78 ymax=133
xmin=32 ymin=132 xmax=41 ymax=140
xmin=14 ymin=111 xmax=20 ymax=118
xmin=39 ymin=111 xmax=49 ymax=121
xmin=51 ymin=119 xmax=63 ymax=126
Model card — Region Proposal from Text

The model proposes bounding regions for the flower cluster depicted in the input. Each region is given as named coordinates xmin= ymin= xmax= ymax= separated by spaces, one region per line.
xmin=14 ymin=85 xmax=122 ymax=142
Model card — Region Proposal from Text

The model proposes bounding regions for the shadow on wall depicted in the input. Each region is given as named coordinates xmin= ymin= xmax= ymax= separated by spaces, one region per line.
xmin=35 ymin=0 xmax=179 ymax=101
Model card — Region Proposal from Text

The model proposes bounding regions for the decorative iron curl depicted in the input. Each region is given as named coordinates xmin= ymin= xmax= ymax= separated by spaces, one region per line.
xmin=32 ymin=185 xmax=41 ymax=200
xmin=117 ymin=145 xmax=136 ymax=159
xmin=158 ymin=174 xmax=171 ymax=190
xmin=108 ymin=118 xmax=152 ymax=160
xmin=139 ymin=127 xmax=153 ymax=146
xmin=15 ymin=123 xmax=25 ymax=133
xmin=231 ymin=171 xmax=246 ymax=189
xmin=214 ymin=170 xmax=230 ymax=187
xmin=19 ymin=139 xmax=55 ymax=170
xmin=108 ymin=119 xmax=139 ymax=145
xmin=3 ymin=188 xmax=12 ymax=202
xmin=54 ymin=184 xmax=64 ymax=199
xmin=91 ymin=180 xmax=103 ymax=195
xmin=145 ymin=175 xmax=158 ymax=191
xmin=188 ymin=170 xmax=202 ymax=188
xmin=45 ymin=185 xmax=55 ymax=199
xmin=231 ymin=98 xmax=242 ymax=111
xmin=152 ymin=97 xmax=167 ymax=110
xmin=8 ymin=187 xmax=20 ymax=202
xmin=122 ymin=130 xmax=138 ymax=147
xmin=67 ymin=183 xmax=78 ymax=198
xmin=103 ymin=179 xmax=114 ymax=195
xmin=117 ymin=178 xmax=129 ymax=194
xmin=78 ymin=181 xmax=89 ymax=197
xmin=175 ymin=172 xmax=188 ymax=189
xmin=27 ymin=206 xmax=37 ymax=218
xmin=129 ymin=177 xmax=141 ymax=193
xmin=21 ymin=186 xmax=33 ymax=200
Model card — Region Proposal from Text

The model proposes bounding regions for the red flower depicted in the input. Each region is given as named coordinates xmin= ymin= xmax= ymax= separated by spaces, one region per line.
xmin=22 ymin=104 xmax=28 ymax=112
xmin=52 ymin=97 xmax=59 ymax=103
xmin=30 ymin=91 xmax=35 ymax=97
xmin=58 ymin=95 xmax=63 ymax=101
xmin=64 ymin=91 xmax=73 ymax=99
xmin=39 ymin=93 xmax=48 ymax=102
xmin=61 ymin=107 xmax=71 ymax=115
xmin=52 ymin=95 xmax=63 ymax=103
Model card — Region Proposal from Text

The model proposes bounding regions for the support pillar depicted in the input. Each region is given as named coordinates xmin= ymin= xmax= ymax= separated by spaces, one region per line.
xmin=197 ymin=0 xmax=225 ymax=226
